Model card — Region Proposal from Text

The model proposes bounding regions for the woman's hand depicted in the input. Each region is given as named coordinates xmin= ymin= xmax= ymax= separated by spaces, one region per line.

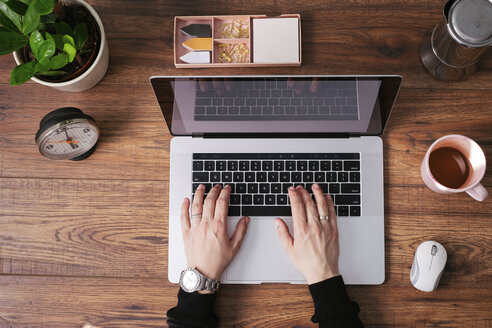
xmin=180 ymin=184 xmax=250 ymax=283
xmin=276 ymin=184 xmax=340 ymax=284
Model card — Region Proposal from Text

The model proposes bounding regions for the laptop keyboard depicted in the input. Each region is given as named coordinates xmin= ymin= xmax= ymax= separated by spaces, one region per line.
xmin=192 ymin=153 xmax=361 ymax=217
xmin=194 ymin=79 xmax=359 ymax=121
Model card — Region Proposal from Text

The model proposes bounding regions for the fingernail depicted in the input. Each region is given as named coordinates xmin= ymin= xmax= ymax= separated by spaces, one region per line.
xmin=224 ymin=184 xmax=231 ymax=190
xmin=215 ymin=184 xmax=222 ymax=188
xmin=312 ymin=183 xmax=320 ymax=189
xmin=327 ymin=193 xmax=332 ymax=200
xmin=289 ymin=186 xmax=295 ymax=191
xmin=275 ymin=220 xmax=280 ymax=228
xmin=197 ymin=184 xmax=205 ymax=190
xmin=296 ymin=185 xmax=303 ymax=189
xmin=245 ymin=216 xmax=250 ymax=224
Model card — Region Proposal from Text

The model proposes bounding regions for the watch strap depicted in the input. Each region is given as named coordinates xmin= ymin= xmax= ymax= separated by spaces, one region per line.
xmin=198 ymin=271 xmax=220 ymax=292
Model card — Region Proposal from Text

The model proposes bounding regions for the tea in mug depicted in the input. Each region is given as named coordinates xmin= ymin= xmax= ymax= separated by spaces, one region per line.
xmin=429 ymin=147 xmax=470 ymax=189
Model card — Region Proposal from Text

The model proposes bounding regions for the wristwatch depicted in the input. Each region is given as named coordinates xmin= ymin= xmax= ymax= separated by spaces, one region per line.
xmin=179 ymin=267 xmax=220 ymax=293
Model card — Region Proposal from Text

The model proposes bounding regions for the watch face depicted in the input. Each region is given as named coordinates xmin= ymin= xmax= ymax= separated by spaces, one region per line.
xmin=181 ymin=269 xmax=200 ymax=292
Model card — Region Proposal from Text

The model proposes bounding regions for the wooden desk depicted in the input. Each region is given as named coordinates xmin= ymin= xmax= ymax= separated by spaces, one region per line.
xmin=0 ymin=0 xmax=491 ymax=327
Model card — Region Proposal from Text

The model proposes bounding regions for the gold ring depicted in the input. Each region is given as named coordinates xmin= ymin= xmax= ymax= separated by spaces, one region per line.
xmin=319 ymin=215 xmax=329 ymax=220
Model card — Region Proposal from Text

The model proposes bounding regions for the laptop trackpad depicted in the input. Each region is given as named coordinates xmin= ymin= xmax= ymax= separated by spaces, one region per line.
xmin=225 ymin=218 xmax=305 ymax=283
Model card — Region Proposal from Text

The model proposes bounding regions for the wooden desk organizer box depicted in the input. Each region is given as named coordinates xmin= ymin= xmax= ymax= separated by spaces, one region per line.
xmin=174 ymin=14 xmax=302 ymax=68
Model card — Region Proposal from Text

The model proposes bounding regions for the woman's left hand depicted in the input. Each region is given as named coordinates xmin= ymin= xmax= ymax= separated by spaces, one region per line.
xmin=180 ymin=184 xmax=250 ymax=284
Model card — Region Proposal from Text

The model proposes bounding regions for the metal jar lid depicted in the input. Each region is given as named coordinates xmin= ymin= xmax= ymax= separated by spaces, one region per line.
xmin=447 ymin=0 xmax=492 ymax=47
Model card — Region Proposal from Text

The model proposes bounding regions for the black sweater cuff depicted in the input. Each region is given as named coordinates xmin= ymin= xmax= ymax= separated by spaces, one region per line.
xmin=167 ymin=288 xmax=219 ymax=328
xmin=308 ymin=275 xmax=361 ymax=324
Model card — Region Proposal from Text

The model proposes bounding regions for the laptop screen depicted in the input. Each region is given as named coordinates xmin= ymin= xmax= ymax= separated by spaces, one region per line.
xmin=150 ymin=76 xmax=401 ymax=136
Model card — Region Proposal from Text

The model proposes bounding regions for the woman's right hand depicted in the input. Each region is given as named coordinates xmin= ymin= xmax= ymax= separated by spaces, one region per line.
xmin=276 ymin=184 xmax=340 ymax=284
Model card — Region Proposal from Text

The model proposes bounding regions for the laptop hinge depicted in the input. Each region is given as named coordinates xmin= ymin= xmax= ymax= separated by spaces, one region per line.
xmin=199 ymin=133 xmax=352 ymax=139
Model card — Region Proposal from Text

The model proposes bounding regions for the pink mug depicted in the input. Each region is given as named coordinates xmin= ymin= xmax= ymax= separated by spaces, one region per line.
xmin=421 ymin=135 xmax=488 ymax=201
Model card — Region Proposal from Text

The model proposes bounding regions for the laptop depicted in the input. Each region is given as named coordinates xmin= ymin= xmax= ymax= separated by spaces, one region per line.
xmin=150 ymin=75 xmax=402 ymax=285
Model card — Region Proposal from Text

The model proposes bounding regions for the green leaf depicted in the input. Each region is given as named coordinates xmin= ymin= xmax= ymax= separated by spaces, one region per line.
xmin=40 ymin=12 xmax=56 ymax=23
xmin=29 ymin=29 xmax=42 ymax=58
xmin=54 ymin=22 xmax=72 ymax=37
xmin=48 ymin=52 xmax=67 ymax=69
xmin=0 ymin=11 xmax=17 ymax=32
xmin=44 ymin=30 xmax=53 ymax=41
xmin=0 ymin=11 xmax=15 ymax=32
xmin=6 ymin=0 xmax=28 ymax=15
xmin=52 ymin=33 xmax=63 ymax=50
xmin=32 ymin=0 xmax=53 ymax=15
xmin=22 ymin=1 xmax=40 ymax=35
xmin=37 ymin=70 xmax=64 ymax=76
xmin=35 ymin=36 xmax=55 ymax=64
xmin=62 ymin=34 xmax=75 ymax=48
xmin=73 ymin=23 xmax=87 ymax=50
xmin=0 ymin=29 xmax=27 ymax=55
xmin=10 ymin=60 xmax=37 ymax=85
xmin=36 ymin=60 xmax=48 ymax=72
xmin=0 ymin=1 xmax=21 ymax=32
xmin=63 ymin=42 xmax=75 ymax=62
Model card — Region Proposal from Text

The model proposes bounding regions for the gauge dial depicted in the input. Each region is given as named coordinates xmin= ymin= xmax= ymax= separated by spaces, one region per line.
xmin=37 ymin=118 xmax=99 ymax=160
xmin=35 ymin=108 xmax=100 ymax=161
xmin=181 ymin=269 xmax=201 ymax=292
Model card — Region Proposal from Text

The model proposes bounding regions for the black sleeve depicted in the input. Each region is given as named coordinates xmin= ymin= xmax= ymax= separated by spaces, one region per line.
xmin=308 ymin=275 xmax=364 ymax=328
xmin=166 ymin=288 xmax=219 ymax=328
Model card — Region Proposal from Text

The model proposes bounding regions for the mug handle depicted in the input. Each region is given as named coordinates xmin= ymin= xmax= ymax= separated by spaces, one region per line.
xmin=466 ymin=184 xmax=488 ymax=202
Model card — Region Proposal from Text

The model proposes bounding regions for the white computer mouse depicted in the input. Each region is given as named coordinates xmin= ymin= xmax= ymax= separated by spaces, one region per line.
xmin=410 ymin=240 xmax=447 ymax=292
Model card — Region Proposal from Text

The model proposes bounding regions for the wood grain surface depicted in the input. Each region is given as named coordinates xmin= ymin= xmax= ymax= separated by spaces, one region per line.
xmin=0 ymin=0 xmax=491 ymax=327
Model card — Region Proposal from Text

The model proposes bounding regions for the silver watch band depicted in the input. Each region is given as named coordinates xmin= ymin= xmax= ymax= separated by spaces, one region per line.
xmin=198 ymin=271 xmax=220 ymax=292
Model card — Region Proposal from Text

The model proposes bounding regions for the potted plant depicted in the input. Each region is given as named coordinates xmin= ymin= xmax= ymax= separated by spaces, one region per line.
xmin=0 ymin=0 xmax=108 ymax=92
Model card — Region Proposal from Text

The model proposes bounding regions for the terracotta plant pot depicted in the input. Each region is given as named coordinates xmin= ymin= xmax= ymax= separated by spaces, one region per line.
xmin=13 ymin=0 xmax=109 ymax=92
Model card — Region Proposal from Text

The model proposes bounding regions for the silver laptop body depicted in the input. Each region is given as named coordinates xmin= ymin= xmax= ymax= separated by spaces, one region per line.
xmin=150 ymin=75 xmax=402 ymax=285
